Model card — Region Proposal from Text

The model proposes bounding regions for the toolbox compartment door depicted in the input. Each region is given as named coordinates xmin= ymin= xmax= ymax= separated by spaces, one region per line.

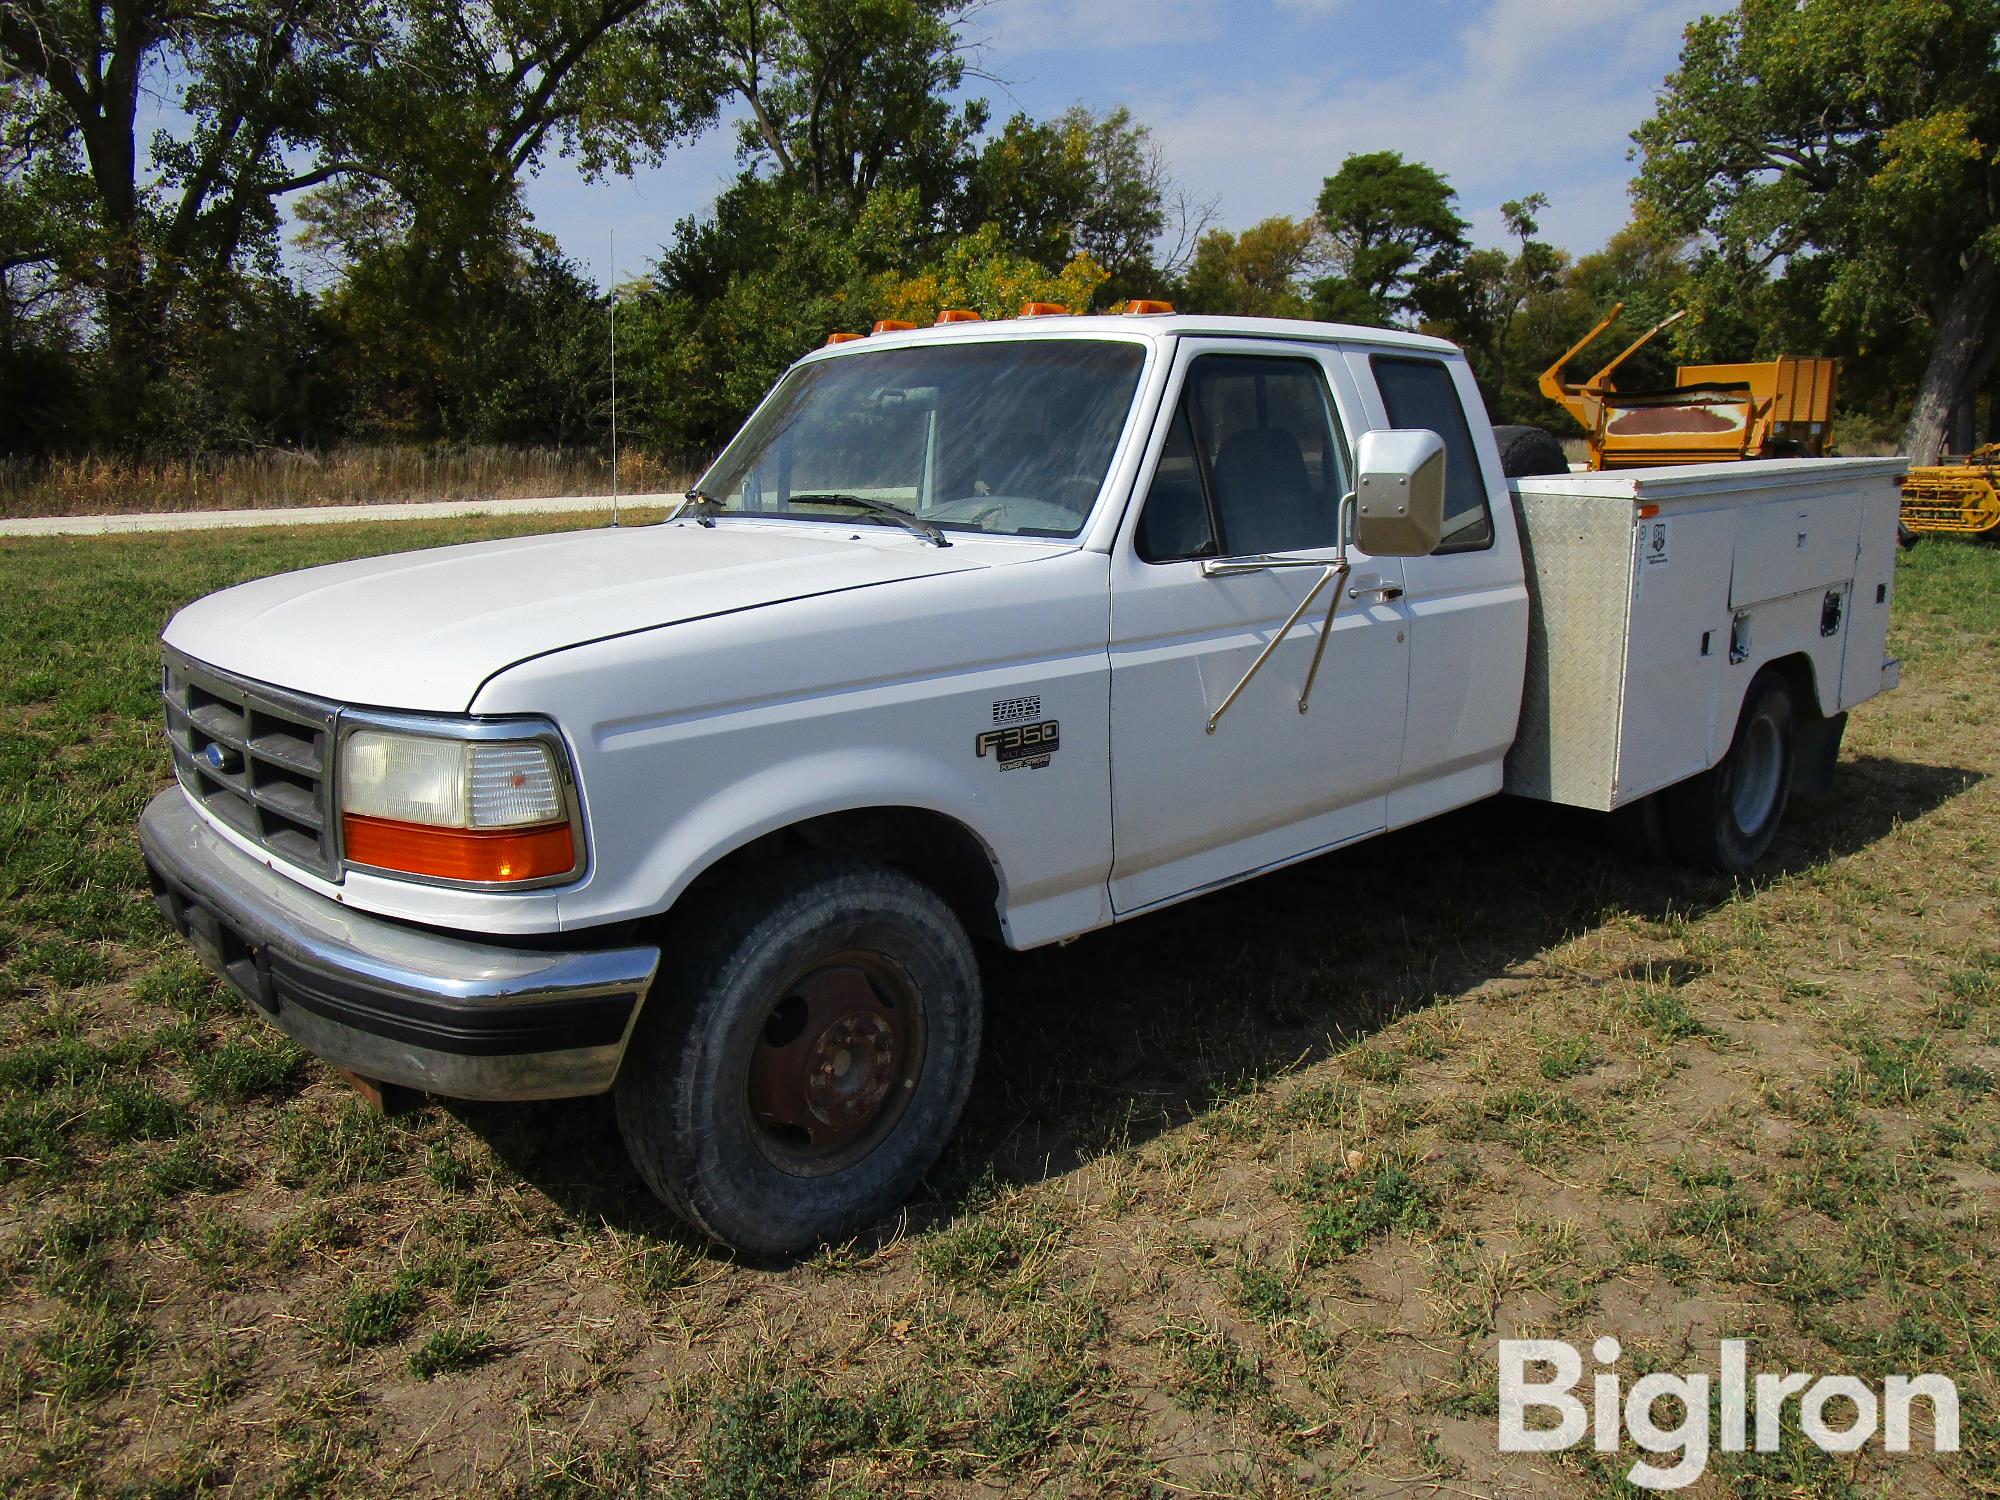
xmin=1728 ymin=489 xmax=1862 ymax=608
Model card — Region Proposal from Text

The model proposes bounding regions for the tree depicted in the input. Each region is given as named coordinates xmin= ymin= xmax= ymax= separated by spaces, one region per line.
xmin=1447 ymin=194 xmax=1570 ymax=419
xmin=1311 ymin=150 xmax=1468 ymax=325
xmin=0 ymin=0 xmax=711 ymax=444
xmin=963 ymin=112 xmax=1095 ymax=271
xmin=0 ymin=0 xmax=375 ymax=420
xmin=1176 ymin=216 xmax=1317 ymax=318
xmin=1635 ymin=0 xmax=2000 ymax=463
xmin=682 ymin=0 xmax=984 ymax=225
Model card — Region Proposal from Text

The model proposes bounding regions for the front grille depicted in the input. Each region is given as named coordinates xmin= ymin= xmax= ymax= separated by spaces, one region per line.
xmin=163 ymin=650 xmax=339 ymax=878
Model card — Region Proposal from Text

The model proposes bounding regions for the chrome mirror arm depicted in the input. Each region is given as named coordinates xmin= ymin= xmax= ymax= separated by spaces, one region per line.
xmin=1202 ymin=490 xmax=1360 ymax=734
xmin=1199 ymin=555 xmax=1332 ymax=577
xmin=1298 ymin=490 xmax=1360 ymax=715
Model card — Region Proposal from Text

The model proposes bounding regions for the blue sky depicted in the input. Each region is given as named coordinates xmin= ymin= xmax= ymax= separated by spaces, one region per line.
xmin=525 ymin=0 xmax=1719 ymax=288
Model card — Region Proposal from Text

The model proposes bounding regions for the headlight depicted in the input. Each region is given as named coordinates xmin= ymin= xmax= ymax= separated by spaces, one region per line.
xmin=338 ymin=728 xmax=580 ymax=885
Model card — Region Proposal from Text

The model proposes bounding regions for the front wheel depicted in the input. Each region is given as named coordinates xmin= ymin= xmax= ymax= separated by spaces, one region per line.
xmin=1664 ymin=669 xmax=1796 ymax=875
xmin=615 ymin=855 xmax=982 ymax=1258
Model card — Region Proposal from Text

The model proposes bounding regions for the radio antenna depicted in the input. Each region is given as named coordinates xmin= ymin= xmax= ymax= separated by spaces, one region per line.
xmin=608 ymin=227 xmax=620 ymax=528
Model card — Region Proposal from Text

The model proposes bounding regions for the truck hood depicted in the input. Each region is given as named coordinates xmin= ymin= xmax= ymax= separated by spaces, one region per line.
xmin=162 ymin=521 xmax=1001 ymax=711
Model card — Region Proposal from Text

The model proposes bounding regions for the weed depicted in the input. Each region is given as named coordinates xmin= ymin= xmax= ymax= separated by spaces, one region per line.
xmin=985 ymin=1368 xmax=1078 ymax=1464
xmin=920 ymin=1215 xmax=1035 ymax=1288
xmin=34 ymin=1304 xmax=149 ymax=1401
xmin=424 ymin=1138 xmax=478 ymax=1192
xmin=1289 ymin=1157 xmax=1435 ymax=1262
xmin=1539 ymin=1036 xmax=1598 ymax=1081
xmin=330 ymin=1278 xmax=419 ymax=1351
xmin=191 ymin=1036 xmax=304 ymax=1104
xmin=1343 ymin=1045 xmax=1405 ymax=1083
xmin=1281 ymin=1077 xmax=1359 ymax=1126
xmin=277 ymin=1100 xmax=406 ymax=1190
xmin=143 ymin=1137 xmax=235 ymax=1196
xmin=1634 ymin=985 xmax=1714 ymax=1040
xmin=91 ymin=1080 xmax=187 ymax=1143
xmin=408 ymin=1324 xmax=496 ymax=1380
xmin=1232 ymin=1263 xmax=1307 ymax=1328
xmin=1157 ymin=1319 xmax=1269 ymax=1409
xmin=1845 ymin=1031 xmax=1939 ymax=1104
xmin=627 ymin=1240 xmax=701 ymax=1302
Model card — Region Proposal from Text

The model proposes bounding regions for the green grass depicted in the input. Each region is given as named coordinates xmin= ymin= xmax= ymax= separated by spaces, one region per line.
xmin=0 ymin=513 xmax=1995 ymax=1495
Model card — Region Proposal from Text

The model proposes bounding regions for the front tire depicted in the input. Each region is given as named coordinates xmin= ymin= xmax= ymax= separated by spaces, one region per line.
xmin=1665 ymin=669 xmax=1796 ymax=875
xmin=615 ymin=855 xmax=982 ymax=1259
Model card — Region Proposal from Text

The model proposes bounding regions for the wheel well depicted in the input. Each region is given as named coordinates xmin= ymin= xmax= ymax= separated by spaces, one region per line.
xmin=675 ymin=808 xmax=1005 ymax=942
xmin=1758 ymin=651 xmax=1828 ymax=721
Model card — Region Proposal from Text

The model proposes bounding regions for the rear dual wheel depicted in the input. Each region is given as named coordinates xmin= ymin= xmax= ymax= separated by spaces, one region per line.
xmin=1664 ymin=669 xmax=1796 ymax=875
xmin=614 ymin=856 xmax=982 ymax=1259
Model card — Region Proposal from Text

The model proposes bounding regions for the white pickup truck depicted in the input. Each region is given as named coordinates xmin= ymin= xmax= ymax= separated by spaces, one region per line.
xmin=139 ymin=311 xmax=1904 ymax=1255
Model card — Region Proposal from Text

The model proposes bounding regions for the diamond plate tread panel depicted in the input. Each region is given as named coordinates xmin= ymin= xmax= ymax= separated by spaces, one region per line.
xmin=1502 ymin=488 xmax=1636 ymax=810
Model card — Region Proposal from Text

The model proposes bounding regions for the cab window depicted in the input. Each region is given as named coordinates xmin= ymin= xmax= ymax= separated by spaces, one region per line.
xmin=1136 ymin=354 xmax=1349 ymax=563
xmin=1369 ymin=355 xmax=1494 ymax=552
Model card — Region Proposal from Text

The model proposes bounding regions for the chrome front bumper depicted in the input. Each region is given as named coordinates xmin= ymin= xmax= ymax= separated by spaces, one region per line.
xmin=139 ymin=788 xmax=659 ymax=1100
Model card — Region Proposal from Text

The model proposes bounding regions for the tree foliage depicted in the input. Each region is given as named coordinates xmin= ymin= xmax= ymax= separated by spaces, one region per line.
xmin=1 ymin=0 xmax=1986 ymax=471
xmin=1635 ymin=0 xmax=2000 ymax=461
xmin=1312 ymin=150 xmax=1469 ymax=324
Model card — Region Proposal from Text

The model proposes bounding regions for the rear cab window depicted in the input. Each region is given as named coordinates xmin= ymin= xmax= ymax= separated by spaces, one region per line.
xmin=1369 ymin=354 xmax=1494 ymax=553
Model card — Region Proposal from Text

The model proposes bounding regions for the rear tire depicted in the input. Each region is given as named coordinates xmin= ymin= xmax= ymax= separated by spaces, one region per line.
xmin=1664 ymin=670 xmax=1796 ymax=875
xmin=614 ymin=855 xmax=982 ymax=1259
xmin=1493 ymin=424 xmax=1570 ymax=478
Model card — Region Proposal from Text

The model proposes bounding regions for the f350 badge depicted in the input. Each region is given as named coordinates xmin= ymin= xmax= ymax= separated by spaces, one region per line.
xmin=975 ymin=719 xmax=1059 ymax=771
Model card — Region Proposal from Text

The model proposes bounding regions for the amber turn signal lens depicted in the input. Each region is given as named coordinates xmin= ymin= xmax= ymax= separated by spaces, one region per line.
xmin=343 ymin=814 xmax=576 ymax=883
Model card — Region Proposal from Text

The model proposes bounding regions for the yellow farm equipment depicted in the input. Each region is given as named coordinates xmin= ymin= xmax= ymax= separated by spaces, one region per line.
xmin=1541 ymin=303 xmax=1839 ymax=470
xmin=1900 ymin=446 xmax=2000 ymax=538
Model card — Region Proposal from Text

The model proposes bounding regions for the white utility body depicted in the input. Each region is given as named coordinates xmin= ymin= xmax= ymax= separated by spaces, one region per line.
xmin=139 ymin=313 xmax=1905 ymax=1253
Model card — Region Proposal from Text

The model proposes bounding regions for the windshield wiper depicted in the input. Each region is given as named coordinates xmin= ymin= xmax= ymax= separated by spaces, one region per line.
xmin=787 ymin=493 xmax=950 ymax=548
xmin=672 ymin=487 xmax=721 ymax=527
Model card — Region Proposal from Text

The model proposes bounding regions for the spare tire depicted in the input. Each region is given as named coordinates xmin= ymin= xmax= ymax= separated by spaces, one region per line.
xmin=1493 ymin=424 xmax=1570 ymax=478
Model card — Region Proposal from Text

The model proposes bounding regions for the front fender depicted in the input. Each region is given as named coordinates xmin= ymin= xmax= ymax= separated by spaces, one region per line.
xmin=474 ymin=552 xmax=1118 ymax=949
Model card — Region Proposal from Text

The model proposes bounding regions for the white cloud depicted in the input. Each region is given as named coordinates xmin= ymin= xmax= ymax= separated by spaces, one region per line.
xmin=1126 ymin=0 xmax=1710 ymax=253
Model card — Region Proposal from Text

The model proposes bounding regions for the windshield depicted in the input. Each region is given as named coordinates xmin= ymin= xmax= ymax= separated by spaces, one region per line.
xmin=695 ymin=339 xmax=1148 ymax=539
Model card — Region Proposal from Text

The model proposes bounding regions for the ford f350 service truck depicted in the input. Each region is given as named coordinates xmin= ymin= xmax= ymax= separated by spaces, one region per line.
xmin=139 ymin=312 xmax=1904 ymax=1256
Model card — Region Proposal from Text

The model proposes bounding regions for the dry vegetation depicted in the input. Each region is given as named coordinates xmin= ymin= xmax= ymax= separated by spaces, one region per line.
xmin=0 ymin=518 xmax=1995 ymax=1496
xmin=0 ymin=449 xmax=693 ymax=519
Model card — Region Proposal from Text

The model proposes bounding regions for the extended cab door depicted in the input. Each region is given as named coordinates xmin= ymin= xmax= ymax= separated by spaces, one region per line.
xmin=1343 ymin=350 xmax=1530 ymax=824
xmin=1106 ymin=341 xmax=1411 ymax=915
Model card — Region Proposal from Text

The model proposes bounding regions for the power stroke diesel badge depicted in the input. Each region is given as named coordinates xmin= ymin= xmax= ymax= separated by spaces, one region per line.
xmin=975 ymin=719 xmax=1059 ymax=771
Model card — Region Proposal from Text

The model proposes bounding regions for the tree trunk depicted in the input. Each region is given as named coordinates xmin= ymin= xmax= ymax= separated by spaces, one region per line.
xmin=1902 ymin=254 xmax=1996 ymax=464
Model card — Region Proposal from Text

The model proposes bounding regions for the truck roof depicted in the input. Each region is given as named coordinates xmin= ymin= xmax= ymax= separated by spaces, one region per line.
xmin=798 ymin=312 xmax=1460 ymax=364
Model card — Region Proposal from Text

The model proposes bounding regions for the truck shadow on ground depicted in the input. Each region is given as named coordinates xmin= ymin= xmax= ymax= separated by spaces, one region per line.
xmin=454 ymin=751 xmax=1980 ymax=1250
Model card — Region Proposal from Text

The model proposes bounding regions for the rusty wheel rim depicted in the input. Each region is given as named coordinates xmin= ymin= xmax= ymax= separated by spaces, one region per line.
xmin=745 ymin=950 xmax=927 ymax=1175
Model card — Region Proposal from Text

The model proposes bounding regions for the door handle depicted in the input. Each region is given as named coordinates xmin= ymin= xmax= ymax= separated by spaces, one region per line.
xmin=1348 ymin=581 xmax=1404 ymax=601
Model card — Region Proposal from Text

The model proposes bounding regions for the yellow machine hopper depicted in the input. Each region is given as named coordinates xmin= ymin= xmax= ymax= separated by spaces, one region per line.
xmin=1541 ymin=303 xmax=1839 ymax=470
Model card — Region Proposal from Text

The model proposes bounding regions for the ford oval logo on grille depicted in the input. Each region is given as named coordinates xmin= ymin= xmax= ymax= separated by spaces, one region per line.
xmin=200 ymin=742 xmax=241 ymax=775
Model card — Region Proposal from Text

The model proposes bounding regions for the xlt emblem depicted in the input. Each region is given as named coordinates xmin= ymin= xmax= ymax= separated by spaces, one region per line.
xmin=975 ymin=719 xmax=1059 ymax=771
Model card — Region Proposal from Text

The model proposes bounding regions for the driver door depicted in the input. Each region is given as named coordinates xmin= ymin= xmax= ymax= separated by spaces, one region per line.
xmin=1107 ymin=343 xmax=1411 ymax=915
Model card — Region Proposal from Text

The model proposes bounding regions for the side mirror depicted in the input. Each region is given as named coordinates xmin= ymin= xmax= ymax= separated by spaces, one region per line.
xmin=1352 ymin=428 xmax=1446 ymax=557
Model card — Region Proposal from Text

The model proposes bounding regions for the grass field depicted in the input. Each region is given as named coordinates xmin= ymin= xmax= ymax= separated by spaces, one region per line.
xmin=0 ymin=517 xmax=1996 ymax=1496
